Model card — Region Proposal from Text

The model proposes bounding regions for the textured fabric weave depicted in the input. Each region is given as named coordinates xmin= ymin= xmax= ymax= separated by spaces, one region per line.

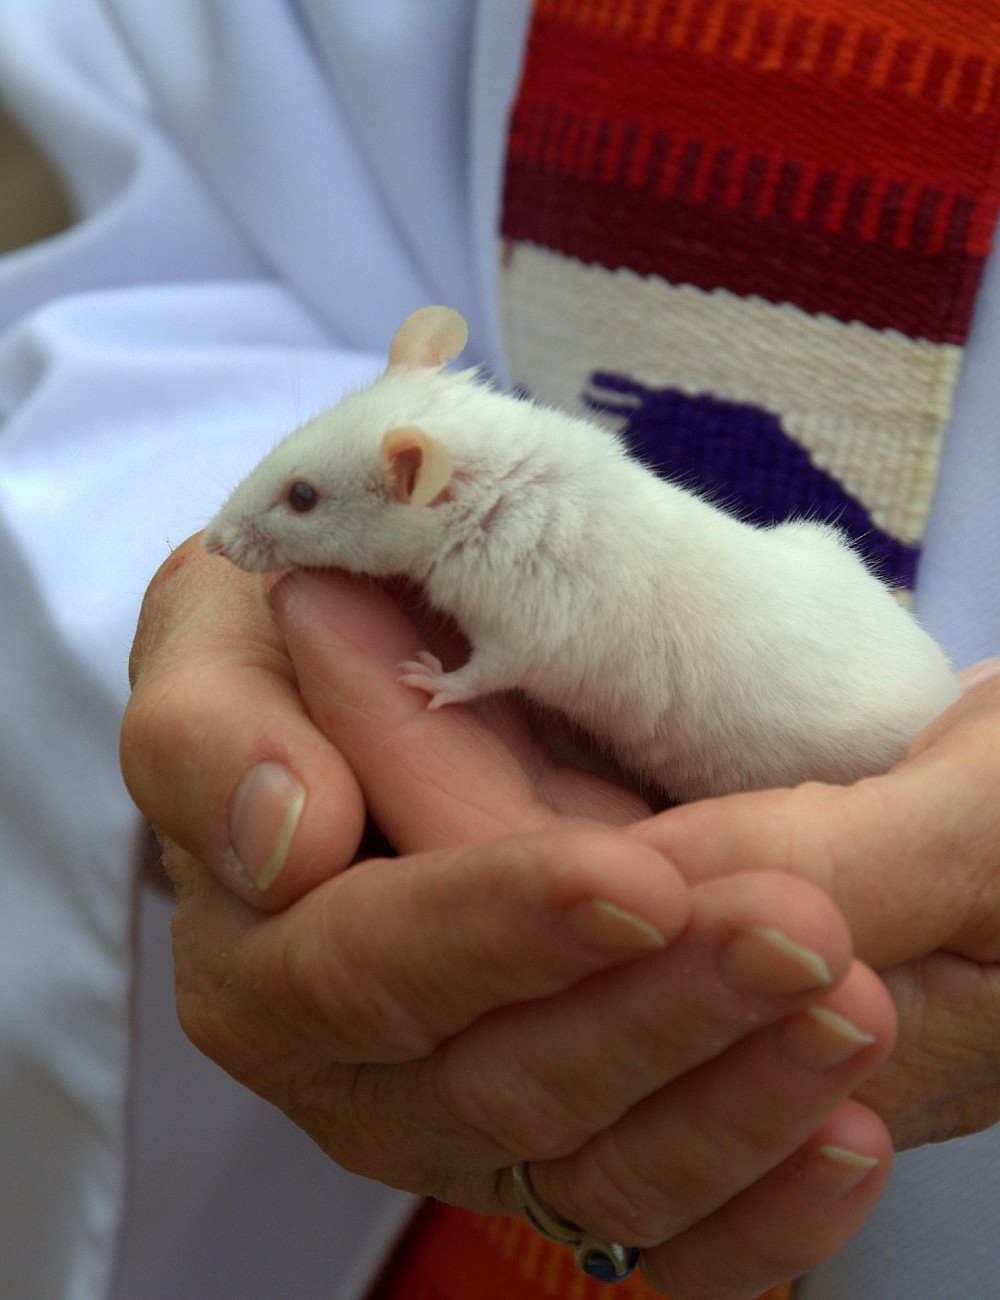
xmin=499 ymin=0 xmax=1000 ymax=591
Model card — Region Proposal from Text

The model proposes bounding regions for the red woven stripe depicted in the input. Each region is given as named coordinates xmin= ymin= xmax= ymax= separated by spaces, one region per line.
xmin=503 ymin=159 xmax=984 ymax=343
xmin=502 ymin=6 xmax=1000 ymax=340
xmin=511 ymin=19 xmax=1000 ymax=250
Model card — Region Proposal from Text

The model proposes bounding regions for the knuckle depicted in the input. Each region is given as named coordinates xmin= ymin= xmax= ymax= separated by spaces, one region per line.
xmin=118 ymin=680 xmax=160 ymax=767
xmin=280 ymin=907 xmax=441 ymax=1065
xmin=120 ymin=672 xmax=212 ymax=810
xmin=128 ymin=536 xmax=207 ymax=684
xmin=437 ymin=1055 xmax=539 ymax=1161
xmin=555 ymin=1133 xmax=690 ymax=1249
xmin=169 ymin=946 xmax=229 ymax=1067
xmin=122 ymin=663 xmax=200 ymax=750
xmin=437 ymin=1045 xmax=579 ymax=1164
xmin=172 ymin=973 xmax=222 ymax=1062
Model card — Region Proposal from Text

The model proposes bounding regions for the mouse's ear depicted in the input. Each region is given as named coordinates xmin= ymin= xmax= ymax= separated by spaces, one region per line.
xmin=387 ymin=306 xmax=468 ymax=370
xmin=380 ymin=425 xmax=453 ymax=508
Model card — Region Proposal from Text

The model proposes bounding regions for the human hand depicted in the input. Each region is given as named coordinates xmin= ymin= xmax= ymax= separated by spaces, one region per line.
xmin=121 ymin=533 xmax=649 ymax=910
xmin=627 ymin=660 xmax=1000 ymax=1151
xmin=121 ymin=549 xmax=896 ymax=1298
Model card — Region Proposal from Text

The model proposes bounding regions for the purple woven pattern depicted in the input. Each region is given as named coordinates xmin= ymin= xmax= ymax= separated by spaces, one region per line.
xmin=585 ymin=371 xmax=918 ymax=590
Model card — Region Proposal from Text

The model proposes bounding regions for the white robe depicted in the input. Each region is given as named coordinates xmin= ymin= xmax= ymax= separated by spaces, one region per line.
xmin=0 ymin=3 xmax=996 ymax=1296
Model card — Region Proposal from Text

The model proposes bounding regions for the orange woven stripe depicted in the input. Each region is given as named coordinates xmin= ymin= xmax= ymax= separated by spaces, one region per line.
xmin=539 ymin=0 xmax=1000 ymax=50
xmin=536 ymin=0 xmax=1000 ymax=113
xmin=506 ymin=0 xmax=1000 ymax=325
xmin=366 ymin=1201 xmax=793 ymax=1300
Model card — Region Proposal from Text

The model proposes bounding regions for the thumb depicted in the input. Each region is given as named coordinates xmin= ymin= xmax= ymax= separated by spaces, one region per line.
xmin=626 ymin=752 xmax=991 ymax=969
xmin=121 ymin=535 xmax=367 ymax=909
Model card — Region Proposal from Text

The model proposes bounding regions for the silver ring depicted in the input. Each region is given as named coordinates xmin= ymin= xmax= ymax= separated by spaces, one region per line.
xmin=510 ymin=1162 xmax=640 ymax=1284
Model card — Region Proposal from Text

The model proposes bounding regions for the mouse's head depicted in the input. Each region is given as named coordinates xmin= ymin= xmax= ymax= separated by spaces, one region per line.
xmin=202 ymin=307 xmax=470 ymax=575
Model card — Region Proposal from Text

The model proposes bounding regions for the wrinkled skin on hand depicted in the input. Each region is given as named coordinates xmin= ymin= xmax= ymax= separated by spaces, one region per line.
xmin=629 ymin=661 xmax=1000 ymax=1151
xmin=120 ymin=533 xmax=995 ymax=1296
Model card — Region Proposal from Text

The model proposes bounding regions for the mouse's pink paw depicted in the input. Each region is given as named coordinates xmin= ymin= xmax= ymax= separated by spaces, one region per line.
xmin=398 ymin=652 xmax=475 ymax=710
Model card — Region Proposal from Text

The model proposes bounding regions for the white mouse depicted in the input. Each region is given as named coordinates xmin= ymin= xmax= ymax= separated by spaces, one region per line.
xmin=203 ymin=305 xmax=960 ymax=801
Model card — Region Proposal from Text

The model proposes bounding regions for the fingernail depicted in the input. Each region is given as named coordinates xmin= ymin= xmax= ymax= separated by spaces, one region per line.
xmin=721 ymin=926 xmax=833 ymax=996
xmin=802 ymin=1146 xmax=880 ymax=1199
xmin=230 ymin=761 xmax=306 ymax=891
xmin=780 ymin=1006 xmax=877 ymax=1073
xmin=265 ymin=569 xmax=302 ymax=615
xmin=568 ymin=898 xmax=668 ymax=953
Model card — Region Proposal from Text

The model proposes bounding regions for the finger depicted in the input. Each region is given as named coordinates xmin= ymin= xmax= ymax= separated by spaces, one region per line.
xmin=239 ymin=825 xmax=692 ymax=1065
xmin=440 ymin=872 xmax=863 ymax=1172
xmin=908 ymin=656 xmax=1000 ymax=759
xmin=526 ymin=958 xmax=895 ymax=1250
xmin=167 ymin=824 xmax=693 ymax=1193
xmin=627 ymin=662 xmax=1000 ymax=967
xmin=271 ymin=568 xmax=649 ymax=853
xmin=857 ymin=951 xmax=1000 ymax=1149
xmin=640 ymin=1101 xmax=893 ymax=1300
xmin=626 ymin=756 xmax=996 ymax=968
xmin=121 ymin=535 xmax=366 ymax=909
xmin=957 ymin=656 xmax=1000 ymax=692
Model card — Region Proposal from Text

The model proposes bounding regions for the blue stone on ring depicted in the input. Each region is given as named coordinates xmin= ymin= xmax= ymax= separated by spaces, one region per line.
xmin=577 ymin=1242 xmax=641 ymax=1283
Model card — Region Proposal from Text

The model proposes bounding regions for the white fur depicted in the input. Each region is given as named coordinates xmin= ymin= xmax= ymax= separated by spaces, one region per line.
xmin=203 ymin=320 xmax=959 ymax=801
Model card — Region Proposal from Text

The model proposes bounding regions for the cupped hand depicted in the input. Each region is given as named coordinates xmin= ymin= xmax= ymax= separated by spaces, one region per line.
xmin=627 ymin=660 xmax=1000 ymax=1151
xmin=122 ymin=534 xmax=370 ymax=908
xmin=121 ymin=546 xmax=897 ymax=1298
xmin=121 ymin=533 xmax=647 ymax=909
xmin=268 ymin=561 xmax=1000 ymax=1161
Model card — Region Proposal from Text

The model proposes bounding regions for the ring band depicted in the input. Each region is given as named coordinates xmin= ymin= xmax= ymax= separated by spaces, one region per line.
xmin=510 ymin=1162 xmax=640 ymax=1284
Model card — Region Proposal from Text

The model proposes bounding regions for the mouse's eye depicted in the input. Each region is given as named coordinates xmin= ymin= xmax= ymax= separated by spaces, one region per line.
xmin=286 ymin=481 xmax=320 ymax=513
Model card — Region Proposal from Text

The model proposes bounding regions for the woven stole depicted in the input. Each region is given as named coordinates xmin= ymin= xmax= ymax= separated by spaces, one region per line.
xmin=369 ymin=4 xmax=1000 ymax=1299
xmin=500 ymin=0 xmax=1000 ymax=595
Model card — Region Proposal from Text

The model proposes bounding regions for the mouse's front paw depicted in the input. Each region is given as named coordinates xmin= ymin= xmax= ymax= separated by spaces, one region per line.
xmin=398 ymin=651 xmax=475 ymax=710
